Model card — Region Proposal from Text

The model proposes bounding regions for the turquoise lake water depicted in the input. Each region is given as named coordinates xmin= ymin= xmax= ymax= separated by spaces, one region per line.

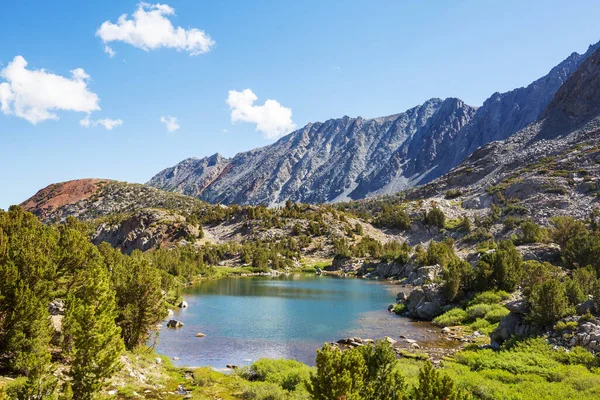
xmin=155 ymin=275 xmax=442 ymax=368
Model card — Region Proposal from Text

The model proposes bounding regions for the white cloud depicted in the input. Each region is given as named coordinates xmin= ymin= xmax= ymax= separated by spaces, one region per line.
xmin=226 ymin=89 xmax=296 ymax=139
xmin=104 ymin=45 xmax=116 ymax=58
xmin=80 ymin=116 xmax=123 ymax=130
xmin=160 ymin=115 xmax=180 ymax=132
xmin=97 ymin=3 xmax=215 ymax=56
xmin=0 ymin=56 xmax=100 ymax=124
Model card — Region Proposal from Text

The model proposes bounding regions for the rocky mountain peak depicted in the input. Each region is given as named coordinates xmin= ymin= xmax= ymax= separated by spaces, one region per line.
xmin=148 ymin=40 xmax=600 ymax=206
xmin=540 ymin=46 xmax=600 ymax=138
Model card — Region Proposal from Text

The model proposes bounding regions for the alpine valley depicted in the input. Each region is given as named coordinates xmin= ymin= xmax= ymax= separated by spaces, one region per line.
xmin=6 ymin=35 xmax=600 ymax=400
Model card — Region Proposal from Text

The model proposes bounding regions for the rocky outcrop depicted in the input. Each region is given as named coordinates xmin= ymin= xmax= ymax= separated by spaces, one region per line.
xmin=403 ymin=283 xmax=446 ymax=320
xmin=327 ymin=256 xmax=364 ymax=272
xmin=92 ymin=209 xmax=200 ymax=254
xmin=491 ymin=300 xmax=535 ymax=348
xmin=406 ymin=265 xmax=441 ymax=286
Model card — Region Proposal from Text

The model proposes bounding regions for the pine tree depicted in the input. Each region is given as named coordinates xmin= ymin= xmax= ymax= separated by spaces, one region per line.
xmin=4 ymin=283 xmax=57 ymax=399
xmin=309 ymin=344 xmax=366 ymax=400
xmin=413 ymin=361 xmax=469 ymax=400
xmin=63 ymin=260 xmax=124 ymax=399
xmin=111 ymin=253 xmax=167 ymax=349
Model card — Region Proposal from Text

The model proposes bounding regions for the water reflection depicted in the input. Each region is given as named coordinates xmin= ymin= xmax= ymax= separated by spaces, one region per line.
xmin=155 ymin=275 xmax=443 ymax=367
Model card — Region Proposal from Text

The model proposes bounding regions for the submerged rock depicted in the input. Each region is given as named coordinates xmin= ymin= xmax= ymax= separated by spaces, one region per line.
xmin=167 ymin=320 xmax=184 ymax=328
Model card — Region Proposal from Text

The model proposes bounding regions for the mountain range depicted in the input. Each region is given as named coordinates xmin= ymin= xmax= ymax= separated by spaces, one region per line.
xmin=147 ymin=41 xmax=600 ymax=206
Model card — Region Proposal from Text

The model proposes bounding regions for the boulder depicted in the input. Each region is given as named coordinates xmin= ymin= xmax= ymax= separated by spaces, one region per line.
xmin=576 ymin=299 xmax=596 ymax=315
xmin=49 ymin=299 xmax=65 ymax=316
xmin=167 ymin=320 xmax=184 ymax=328
xmin=372 ymin=261 xmax=407 ymax=279
xmin=490 ymin=313 xmax=535 ymax=348
xmin=195 ymin=332 xmax=206 ymax=338
xmin=518 ymin=243 xmax=561 ymax=264
xmin=406 ymin=265 xmax=441 ymax=286
xmin=416 ymin=301 xmax=442 ymax=320
xmin=505 ymin=300 xmax=528 ymax=314
xmin=385 ymin=336 xmax=397 ymax=345
xmin=396 ymin=292 xmax=408 ymax=302
xmin=405 ymin=284 xmax=445 ymax=320
xmin=178 ymin=301 xmax=188 ymax=308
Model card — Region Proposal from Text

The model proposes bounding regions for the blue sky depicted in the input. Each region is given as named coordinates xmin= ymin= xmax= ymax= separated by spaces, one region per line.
xmin=1 ymin=0 xmax=600 ymax=209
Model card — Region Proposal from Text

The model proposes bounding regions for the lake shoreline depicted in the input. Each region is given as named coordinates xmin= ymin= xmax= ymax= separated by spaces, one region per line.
xmin=158 ymin=274 xmax=463 ymax=369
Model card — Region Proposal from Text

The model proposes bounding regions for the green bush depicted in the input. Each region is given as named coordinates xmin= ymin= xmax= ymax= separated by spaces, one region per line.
xmin=393 ymin=303 xmax=406 ymax=315
xmin=521 ymin=260 xmax=562 ymax=297
xmin=475 ymin=240 xmax=523 ymax=292
xmin=424 ymin=206 xmax=446 ymax=228
xmin=518 ymin=220 xmax=547 ymax=244
xmin=443 ymin=258 xmax=474 ymax=302
xmin=433 ymin=308 xmax=468 ymax=327
xmin=423 ymin=239 xmax=456 ymax=268
xmin=553 ymin=321 xmax=578 ymax=333
xmin=503 ymin=216 xmax=523 ymax=230
xmin=469 ymin=290 xmax=510 ymax=305
xmin=242 ymin=381 xmax=288 ymax=400
xmin=445 ymin=189 xmax=462 ymax=199
xmin=469 ymin=318 xmax=495 ymax=335
xmin=466 ymin=304 xmax=508 ymax=323
xmin=374 ymin=205 xmax=412 ymax=231
xmin=484 ymin=306 xmax=510 ymax=324
xmin=563 ymin=233 xmax=600 ymax=273
xmin=528 ymin=278 xmax=573 ymax=325
xmin=308 ymin=341 xmax=406 ymax=400
xmin=411 ymin=361 xmax=469 ymax=400
xmin=548 ymin=216 xmax=587 ymax=249
xmin=241 ymin=359 xmax=313 ymax=392
xmin=446 ymin=337 xmax=600 ymax=399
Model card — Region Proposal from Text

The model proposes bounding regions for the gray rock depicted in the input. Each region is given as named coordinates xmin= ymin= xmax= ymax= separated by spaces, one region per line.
xmin=407 ymin=265 xmax=441 ymax=286
xmin=505 ymin=300 xmax=528 ymax=314
xmin=416 ymin=302 xmax=442 ymax=320
xmin=327 ymin=257 xmax=363 ymax=272
xmin=178 ymin=301 xmax=188 ymax=308
xmin=491 ymin=313 xmax=535 ymax=348
xmin=576 ymin=299 xmax=596 ymax=315
xmin=49 ymin=299 xmax=65 ymax=316
xmin=167 ymin=320 xmax=184 ymax=328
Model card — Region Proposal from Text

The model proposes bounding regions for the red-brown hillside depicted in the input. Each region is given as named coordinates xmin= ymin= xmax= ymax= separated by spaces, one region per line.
xmin=21 ymin=179 xmax=111 ymax=220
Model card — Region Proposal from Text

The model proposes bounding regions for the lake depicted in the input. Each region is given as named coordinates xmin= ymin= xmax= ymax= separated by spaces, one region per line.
xmin=155 ymin=274 xmax=444 ymax=368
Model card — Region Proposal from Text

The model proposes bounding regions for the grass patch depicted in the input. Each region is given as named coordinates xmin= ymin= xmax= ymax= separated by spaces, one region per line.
xmin=433 ymin=308 xmax=468 ymax=327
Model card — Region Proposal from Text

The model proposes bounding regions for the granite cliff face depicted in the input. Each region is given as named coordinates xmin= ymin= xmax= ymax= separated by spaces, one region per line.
xmin=148 ymin=42 xmax=600 ymax=206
